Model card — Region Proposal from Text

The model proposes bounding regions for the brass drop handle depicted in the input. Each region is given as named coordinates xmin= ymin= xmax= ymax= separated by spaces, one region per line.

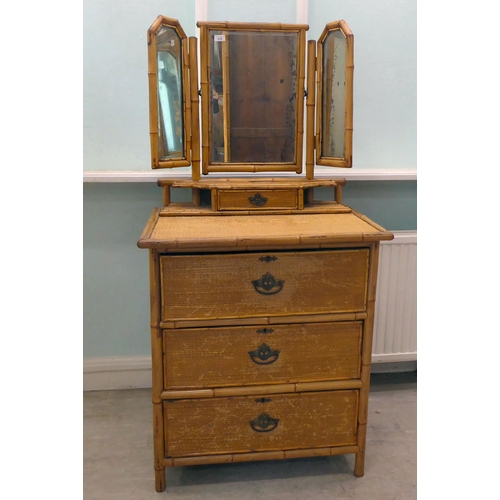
xmin=251 ymin=272 xmax=284 ymax=295
xmin=249 ymin=413 xmax=279 ymax=432
xmin=248 ymin=343 xmax=280 ymax=365
xmin=249 ymin=193 xmax=268 ymax=206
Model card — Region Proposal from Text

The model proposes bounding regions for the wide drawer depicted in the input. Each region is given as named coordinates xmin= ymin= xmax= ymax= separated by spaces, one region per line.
xmin=160 ymin=249 xmax=369 ymax=322
xmin=164 ymin=321 xmax=362 ymax=389
xmin=164 ymin=390 xmax=358 ymax=457
xmin=217 ymin=189 xmax=298 ymax=211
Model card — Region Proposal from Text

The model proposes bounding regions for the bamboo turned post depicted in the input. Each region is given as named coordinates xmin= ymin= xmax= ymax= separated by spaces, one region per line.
xmin=192 ymin=188 xmax=201 ymax=206
xmin=295 ymin=28 xmax=306 ymax=174
xmin=222 ymin=31 xmax=231 ymax=163
xmin=149 ymin=249 xmax=166 ymax=491
xmin=306 ymin=187 xmax=315 ymax=205
xmin=162 ymin=185 xmax=171 ymax=207
xmin=305 ymin=40 xmax=316 ymax=180
xmin=335 ymin=184 xmax=342 ymax=204
xmin=344 ymin=25 xmax=354 ymax=167
xmin=189 ymin=36 xmax=201 ymax=181
xmin=355 ymin=242 xmax=380 ymax=477
xmin=182 ymin=37 xmax=192 ymax=167
xmin=199 ymin=25 xmax=210 ymax=174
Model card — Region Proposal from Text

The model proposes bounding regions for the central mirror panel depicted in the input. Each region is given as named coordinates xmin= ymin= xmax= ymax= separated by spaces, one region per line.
xmin=199 ymin=22 xmax=307 ymax=173
xmin=210 ymin=31 xmax=297 ymax=164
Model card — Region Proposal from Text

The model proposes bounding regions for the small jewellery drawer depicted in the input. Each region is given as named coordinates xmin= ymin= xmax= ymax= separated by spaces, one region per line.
xmin=160 ymin=249 xmax=369 ymax=322
xmin=164 ymin=390 xmax=358 ymax=457
xmin=164 ymin=322 xmax=362 ymax=389
xmin=217 ymin=189 xmax=298 ymax=211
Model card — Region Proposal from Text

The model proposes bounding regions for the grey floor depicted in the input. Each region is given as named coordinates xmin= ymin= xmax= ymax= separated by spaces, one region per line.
xmin=84 ymin=371 xmax=416 ymax=500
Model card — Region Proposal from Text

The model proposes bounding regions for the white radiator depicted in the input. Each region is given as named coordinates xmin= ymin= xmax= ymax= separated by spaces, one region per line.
xmin=372 ymin=231 xmax=417 ymax=364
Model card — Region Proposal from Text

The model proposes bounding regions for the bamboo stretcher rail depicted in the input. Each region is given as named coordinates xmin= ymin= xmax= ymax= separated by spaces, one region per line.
xmin=162 ymin=445 xmax=359 ymax=467
xmin=166 ymin=177 xmax=346 ymax=187
xmin=161 ymin=308 xmax=367 ymax=327
xmin=161 ymin=379 xmax=363 ymax=400
xmin=159 ymin=311 xmax=368 ymax=330
xmin=137 ymin=230 xmax=393 ymax=250
xmin=206 ymin=164 xmax=300 ymax=172
xmin=157 ymin=206 xmax=353 ymax=217
xmin=156 ymin=159 xmax=190 ymax=168
xmin=153 ymin=241 xmax=369 ymax=255
xmin=196 ymin=21 xmax=309 ymax=31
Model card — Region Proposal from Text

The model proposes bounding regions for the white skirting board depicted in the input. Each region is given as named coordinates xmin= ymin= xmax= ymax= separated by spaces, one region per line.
xmin=84 ymin=231 xmax=417 ymax=391
xmin=84 ymin=356 xmax=153 ymax=392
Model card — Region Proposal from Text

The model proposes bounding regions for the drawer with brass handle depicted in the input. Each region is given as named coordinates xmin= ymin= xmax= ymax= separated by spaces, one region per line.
xmin=160 ymin=249 xmax=369 ymax=322
xmin=217 ymin=189 xmax=299 ymax=211
xmin=163 ymin=322 xmax=362 ymax=389
xmin=164 ymin=390 xmax=359 ymax=457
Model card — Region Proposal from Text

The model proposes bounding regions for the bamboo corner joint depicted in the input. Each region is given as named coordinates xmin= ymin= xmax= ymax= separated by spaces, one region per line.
xmin=138 ymin=15 xmax=394 ymax=493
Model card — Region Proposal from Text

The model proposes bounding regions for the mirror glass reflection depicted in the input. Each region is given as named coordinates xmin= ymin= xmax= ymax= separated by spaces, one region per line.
xmin=322 ymin=29 xmax=346 ymax=158
xmin=156 ymin=26 xmax=184 ymax=160
xmin=209 ymin=30 xmax=298 ymax=164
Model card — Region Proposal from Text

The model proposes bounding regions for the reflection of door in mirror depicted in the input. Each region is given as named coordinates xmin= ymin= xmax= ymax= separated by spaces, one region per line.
xmin=156 ymin=26 xmax=184 ymax=160
xmin=209 ymin=31 xmax=298 ymax=164
xmin=322 ymin=30 xmax=346 ymax=159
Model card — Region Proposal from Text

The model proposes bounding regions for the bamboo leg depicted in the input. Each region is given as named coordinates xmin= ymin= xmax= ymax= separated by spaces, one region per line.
xmin=149 ymin=250 xmax=166 ymax=491
xmin=155 ymin=468 xmax=166 ymax=492
xmin=354 ymin=243 xmax=380 ymax=477
xmin=354 ymin=423 xmax=367 ymax=477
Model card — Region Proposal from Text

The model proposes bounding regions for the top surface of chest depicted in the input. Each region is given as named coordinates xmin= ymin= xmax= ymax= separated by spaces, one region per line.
xmin=138 ymin=211 xmax=393 ymax=252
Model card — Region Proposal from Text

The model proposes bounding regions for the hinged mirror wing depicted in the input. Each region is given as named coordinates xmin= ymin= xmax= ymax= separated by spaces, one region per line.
xmin=198 ymin=22 xmax=308 ymax=174
xmin=315 ymin=20 xmax=354 ymax=168
xmin=147 ymin=16 xmax=200 ymax=176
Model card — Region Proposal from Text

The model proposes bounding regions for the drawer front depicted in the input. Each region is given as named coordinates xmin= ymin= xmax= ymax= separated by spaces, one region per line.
xmin=164 ymin=390 xmax=358 ymax=457
xmin=160 ymin=249 xmax=369 ymax=322
xmin=164 ymin=322 xmax=362 ymax=389
xmin=218 ymin=189 xmax=298 ymax=211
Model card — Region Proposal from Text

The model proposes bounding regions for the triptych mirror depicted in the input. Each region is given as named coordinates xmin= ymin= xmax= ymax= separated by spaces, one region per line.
xmin=147 ymin=17 xmax=354 ymax=179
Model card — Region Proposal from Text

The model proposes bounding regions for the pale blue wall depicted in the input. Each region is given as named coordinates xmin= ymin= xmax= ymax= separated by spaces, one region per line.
xmin=83 ymin=0 xmax=417 ymax=358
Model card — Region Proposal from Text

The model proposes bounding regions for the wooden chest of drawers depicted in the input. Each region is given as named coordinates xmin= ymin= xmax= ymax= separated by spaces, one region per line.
xmin=138 ymin=209 xmax=393 ymax=491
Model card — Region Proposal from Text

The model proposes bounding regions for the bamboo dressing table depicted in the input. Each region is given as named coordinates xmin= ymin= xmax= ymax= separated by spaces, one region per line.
xmin=138 ymin=16 xmax=393 ymax=492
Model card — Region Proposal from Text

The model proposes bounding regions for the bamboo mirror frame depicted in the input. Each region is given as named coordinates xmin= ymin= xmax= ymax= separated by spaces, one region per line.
xmin=315 ymin=21 xmax=354 ymax=168
xmin=147 ymin=17 xmax=193 ymax=170
xmin=146 ymin=17 xmax=354 ymax=177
